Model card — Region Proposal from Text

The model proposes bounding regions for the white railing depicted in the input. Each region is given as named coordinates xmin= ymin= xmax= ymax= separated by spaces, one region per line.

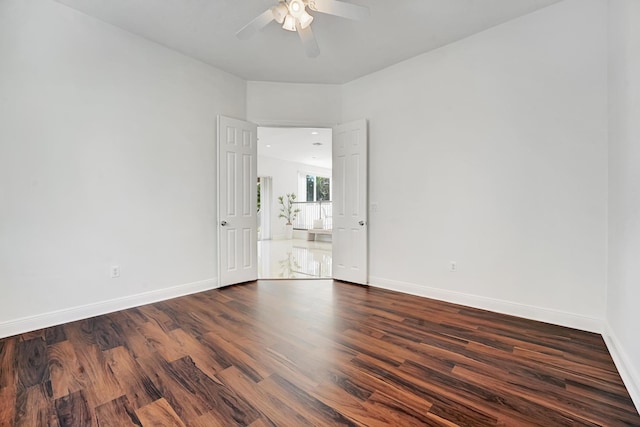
xmin=292 ymin=201 xmax=332 ymax=230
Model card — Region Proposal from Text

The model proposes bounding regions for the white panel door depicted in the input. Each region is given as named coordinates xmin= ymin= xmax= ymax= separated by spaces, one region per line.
xmin=332 ymin=119 xmax=368 ymax=285
xmin=218 ymin=116 xmax=258 ymax=287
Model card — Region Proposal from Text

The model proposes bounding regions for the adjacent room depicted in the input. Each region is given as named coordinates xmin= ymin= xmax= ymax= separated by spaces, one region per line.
xmin=1 ymin=0 xmax=639 ymax=425
xmin=257 ymin=126 xmax=333 ymax=279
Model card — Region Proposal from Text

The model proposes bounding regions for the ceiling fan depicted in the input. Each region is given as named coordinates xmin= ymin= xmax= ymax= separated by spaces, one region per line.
xmin=236 ymin=0 xmax=370 ymax=58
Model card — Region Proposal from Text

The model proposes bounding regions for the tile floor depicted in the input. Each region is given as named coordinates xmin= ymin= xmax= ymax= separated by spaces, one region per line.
xmin=258 ymin=238 xmax=332 ymax=279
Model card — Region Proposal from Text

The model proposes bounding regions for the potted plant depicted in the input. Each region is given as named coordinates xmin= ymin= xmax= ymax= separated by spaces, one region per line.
xmin=279 ymin=252 xmax=301 ymax=278
xmin=278 ymin=193 xmax=300 ymax=239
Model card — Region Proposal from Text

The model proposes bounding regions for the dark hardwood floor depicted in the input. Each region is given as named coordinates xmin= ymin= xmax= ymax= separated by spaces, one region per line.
xmin=0 ymin=280 xmax=638 ymax=426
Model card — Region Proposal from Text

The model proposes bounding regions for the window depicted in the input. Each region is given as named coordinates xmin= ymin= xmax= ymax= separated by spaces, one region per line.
xmin=301 ymin=174 xmax=331 ymax=202
xmin=257 ymin=178 xmax=261 ymax=212
xmin=315 ymin=176 xmax=330 ymax=201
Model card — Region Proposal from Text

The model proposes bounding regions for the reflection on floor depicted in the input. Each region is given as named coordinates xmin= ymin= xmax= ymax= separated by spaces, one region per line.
xmin=258 ymin=238 xmax=332 ymax=279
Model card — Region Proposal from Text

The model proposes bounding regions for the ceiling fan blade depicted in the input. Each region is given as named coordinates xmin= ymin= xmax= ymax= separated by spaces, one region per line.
xmin=307 ymin=0 xmax=369 ymax=20
xmin=236 ymin=8 xmax=275 ymax=40
xmin=297 ymin=23 xmax=320 ymax=58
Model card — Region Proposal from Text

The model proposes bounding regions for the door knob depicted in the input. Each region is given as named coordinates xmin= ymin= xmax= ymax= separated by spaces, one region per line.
xmin=359 ymin=220 xmax=366 ymax=226
xmin=221 ymin=220 xmax=228 ymax=226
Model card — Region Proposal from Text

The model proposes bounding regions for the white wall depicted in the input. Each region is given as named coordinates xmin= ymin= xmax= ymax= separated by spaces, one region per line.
xmin=248 ymin=80 xmax=338 ymax=238
xmin=0 ymin=0 xmax=623 ymax=365
xmin=0 ymin=0 xmax=246 ymax=336
xmin=247 ymin=81 xmax=341 ymax=127
xmin=606 ymin=0 xmax=640 ymax=408
xmin=258 ymin=156 xmax=331 ymax=238
xmin=342 ymin=0 xmax=608 ymax=331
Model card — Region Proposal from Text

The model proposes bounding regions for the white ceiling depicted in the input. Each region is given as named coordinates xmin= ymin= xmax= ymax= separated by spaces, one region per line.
xmin=258 ymin=127 xmax=332 ymax=169
xmin=54 ymin=0 xmax=562 ymax=84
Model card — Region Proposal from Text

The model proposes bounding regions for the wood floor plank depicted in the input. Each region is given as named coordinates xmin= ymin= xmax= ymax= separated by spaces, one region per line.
xmin=254 ymin=344 xmax=333 ymax=392
xmin=166 ymin=356 xmax=260 ymax=425
xmin=259 ymin=373 xmax=358 ymax=426
xmin=95 ymin=395 xmax=142 ymax=427
xmin=44 ymin=326 xmax=67 ymax=346
xmin=135 ymin=353 xmax=208 ymax=423
xmin=216 ymin=365 xmax=314 ymax=427
xmin=0 ymin=280 xmax=638 ymax=426
xmin=92 ymin=316 xmax=126 ymax=352
xmin=311 ymin=377 xmax=426 ymax=426
xmin=400 ymin=358 xmax=570 ymax=426
xmin=135 ymin=398 xmax=185 ymax=427
xmin=136 ymin=322 xmax=188 ymax=363
xmin=332 ymin=360 xmax=438 ymax=422
xmin=166 ymin=328 xmax=228 ymax=379
xmin=187 ymin=412 xmax=230 ymax=427
xmin=14 ymin=384 xmax=60 ymax=427
xmin=47 ymin=340 xmax=85 ymax=400
xmin=0 ymin=338 xmax=18 ymax=388
xmin=462 ymin=366 xmax=609 ymax=426
xmin=512 ymin=345 xmax=623 ymax=385
xmin=109 ymin=311 xmax=156 ymax=360
xmin=19 ymin=330 xmax=45 ymax=342
xmin=136 ymin=304 xmax=179 ymax=333
xmin=16 ymin=337 xmax=49 ymax=388
xmin=61 ymin=336 xmax=123 ymax=408
xmin=102 ymin=346 xmax=161 ymax=410
xmin=0 ymin=338 xmax=18 ymax=427
xmin=364 ymin=390 xmax=441 ymax=427
xmin=0 ymin=386 xmax=17 ymax=427
xmin=200 ymin=331 xmax=269 ymax=382
xmin=11 ymin=384 xmax=60 ymax=427
xmin=247 ymin=418 xmax=275 ymax=427
xmin=566 ymin=378 xmax=637 ymax=412
xmin=352 ymin=353 xmax=501 ymax=426
xmin=338 ymin=328 xmax=405 ymax=366
xmin=54 ymin=390 xmax=92 ymax=427
xmin=152 ymin=300 xmax=219 ymax=338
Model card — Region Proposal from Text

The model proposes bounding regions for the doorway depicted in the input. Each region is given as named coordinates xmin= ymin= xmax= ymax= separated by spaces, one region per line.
xmin=257 ymin=126 xmax=333 ymax=279
xmin=217 ymin=116 xmax=368 ymax=287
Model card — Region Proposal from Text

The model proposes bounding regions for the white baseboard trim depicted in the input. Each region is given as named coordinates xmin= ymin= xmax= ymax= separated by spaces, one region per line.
xmin=602 ymin=325 xmax=640 ymax=413
xmin=0 ymin=278 xmax=219 ymax=339
xmin=368 ymin=276 xmax=604 ymax=333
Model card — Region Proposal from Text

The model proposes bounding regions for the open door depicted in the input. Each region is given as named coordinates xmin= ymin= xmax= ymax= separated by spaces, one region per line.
xmin=217 ymin=115 xmax=258 ymax=287
xmin=332 ymin=119 xmax=368 ymax=285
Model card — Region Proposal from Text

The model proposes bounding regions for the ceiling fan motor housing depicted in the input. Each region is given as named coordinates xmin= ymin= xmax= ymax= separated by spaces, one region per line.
xmin=237 ymin=0 xmax=369 ymax=57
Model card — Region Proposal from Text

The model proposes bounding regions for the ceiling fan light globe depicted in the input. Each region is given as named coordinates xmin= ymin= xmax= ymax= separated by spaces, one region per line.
xmin=282 ymin=14 xmax=297 ymax=31
xmin=271 ymin=4 xmax=288 ymax=24
xmin=288 ymin=0 xmax=305 ymax=17
xmin=299 ymin=10 xmax=314 ymax=29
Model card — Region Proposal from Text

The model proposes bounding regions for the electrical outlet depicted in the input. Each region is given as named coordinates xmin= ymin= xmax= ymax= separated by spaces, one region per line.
xmin=449 ymin=261 xmax=457 ymax=272
xmin=110 ymin=265 xmax=120 ymax=278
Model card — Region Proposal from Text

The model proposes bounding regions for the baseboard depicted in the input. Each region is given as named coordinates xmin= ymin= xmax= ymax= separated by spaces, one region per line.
xmin=0 ymin=278 xmax=219 ymax=339
xmin=368 ymin=276 xmax=604 ymax=333
xmin=602 ymin=325 xmax=640 ymax=413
